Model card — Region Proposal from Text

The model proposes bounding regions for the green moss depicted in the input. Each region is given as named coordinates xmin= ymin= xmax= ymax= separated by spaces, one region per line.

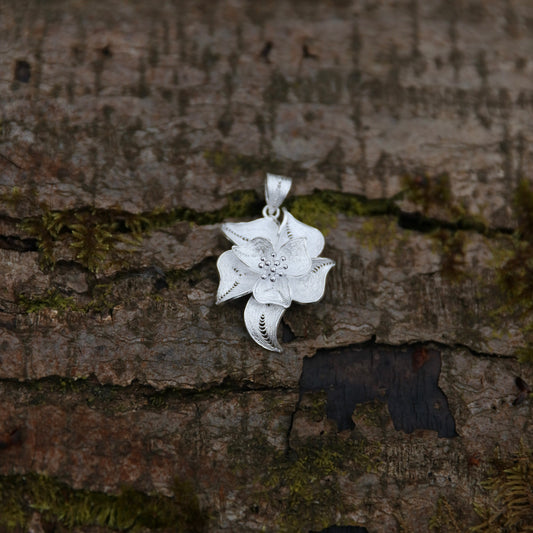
xmin=429 ymin=497 xmax=463 ymax=533
xmin=286 ymin=189 xmax=403 ymax=236
xmin=0 ymin=186 xmax=24 ymax=207
xmin=286 ymin=190 xmax=398 ymax=230
xmin=14 ymin=179 xmax=500 ymax=286
xmin=20 ymin=209 xmax=120 ymax=272
xmin=495 ymin=179 xmax=533 ymax=363
xmin=289 ymin=195 xmax=339 ymax=234
xmin=354 ymin=217 xmax=400 ymax=250
xmin=217 ymin=190 xmax=261 ymax=220
xmin=19 ymin=193 xmax=268 ymax=273
xmin=298 ymin=391 xmax=328 ymax=421
xmin=427 ymin=445 xmax=533 ymax=533
xmin=264 ymin=437 xmax=380 ymax=532
xmin=228 ymin=427 xmax=380 ymax=531
xmin=19 ymin=206 xmax=168 ymax=273
xmin=352 ymin=399 xmax=389 ymax=428
xmin=17 ymin=286 xmax=116 ymax=316
xmin=402 ymin=173 xmax=455 ymax=216
xmin=401 ymin=172 xmax=489 ymax=233
xmin=17 ymin=289 xmax=77 ymax=314
xmin=69 ymin=213 xmax=116 ymax=272
xmin=20 ymin=210 xmax=66 ymax=268
xmin=471 ymin=446 xmax=532 ymax=532
xmin=0 ymin=473 xmax=207 ymax=532
xmin=147 ymin=392 xmax=169 ymax=409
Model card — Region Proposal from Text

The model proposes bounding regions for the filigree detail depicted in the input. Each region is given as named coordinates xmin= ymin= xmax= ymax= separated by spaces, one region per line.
xmin=216 ymin=174 xmax=335 ymax=351
xmin=244 ymin=296 xmax=285 ymax=352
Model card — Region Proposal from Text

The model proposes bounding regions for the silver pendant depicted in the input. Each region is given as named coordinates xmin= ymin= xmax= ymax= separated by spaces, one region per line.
xmin=216 ymin=173 xmax=335 ymax=352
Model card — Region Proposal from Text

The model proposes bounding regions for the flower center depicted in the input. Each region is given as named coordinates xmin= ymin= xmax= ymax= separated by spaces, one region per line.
xmin=258 ymin=252 xmax=288 ymax=282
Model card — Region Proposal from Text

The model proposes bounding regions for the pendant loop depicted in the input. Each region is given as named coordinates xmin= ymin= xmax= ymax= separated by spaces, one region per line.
xmin=264 ymin=173 xmax=292 ymax=211
xmin=262 ymin=205 xmax=280 ymax=219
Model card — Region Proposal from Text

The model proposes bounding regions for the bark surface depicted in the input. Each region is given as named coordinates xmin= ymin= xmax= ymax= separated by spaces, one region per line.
xmin=0 ymin=1 xmax=532 ymax=532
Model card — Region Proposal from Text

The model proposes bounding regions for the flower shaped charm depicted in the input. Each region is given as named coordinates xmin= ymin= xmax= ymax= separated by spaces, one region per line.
xmin=217 ymin=207 xmax=335 ymax=352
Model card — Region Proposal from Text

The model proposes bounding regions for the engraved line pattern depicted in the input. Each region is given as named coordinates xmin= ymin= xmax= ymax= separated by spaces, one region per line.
xmin=222 ymin=225 xmax=250 ymax=242
xmin=244 ymin=296 xmax=285 ymax=352
xmin=217 ymin=280 xmax=240 ymax=303
xmin=311 ymin=259 xmax=335 ymax=274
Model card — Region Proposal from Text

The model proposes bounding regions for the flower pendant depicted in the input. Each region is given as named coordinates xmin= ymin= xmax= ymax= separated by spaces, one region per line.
xmin=216 ymin=173 xmax=335 ymax=352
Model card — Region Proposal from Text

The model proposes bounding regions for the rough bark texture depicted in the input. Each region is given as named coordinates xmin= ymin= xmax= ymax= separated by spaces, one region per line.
xmin=0 ymin=1 xmax=532 ymax=532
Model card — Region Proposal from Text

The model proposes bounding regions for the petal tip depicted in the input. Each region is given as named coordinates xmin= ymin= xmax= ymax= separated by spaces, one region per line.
xmin=244 ymin=297 xmax=286 ymax=352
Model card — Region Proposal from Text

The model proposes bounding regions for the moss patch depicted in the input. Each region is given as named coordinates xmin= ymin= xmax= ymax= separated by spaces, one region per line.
xmin=17 ymin=289 xmax=78 ymax=314
xmin=286 ymin=190 xmax=398 ymax=234
xmin=429 ymin=496 xmax=464 ymax=533
xmin=20 ymin=208 xmax=147 ymax=272
xmin=428 ymin=446 xmax=533 ymax=533
xmin=402 ymin=173 xmax=455 ymax=216
xmin=401 ymin=173 xmax=488 ymax=234
xmin=15 ymin=176 xmax=505 ymax=275
xmin=353 ymin=217 xmax=401 ymax=250
xmin=0 ymin=473 xmax=207 ymax=532
xmin=18 ymin=192 xmax=261 ymax=273
xmin=264 ymin=437 xmax=380 ymax=532
xmin=288 ymin=195 xmax=339 ymax=234
xmin=0 ymin=186 xmax=25 ymax=207
xmin=228 ymin=426 xmax=380 ymax=532
xmin=495 ymin=179 xmax=533 ymax=363
xmin=15 ymin=258 xmax=216 ymax=317
xmin=471 ymin=445 xmax=533 ymax=532
xmin=16 ymin=285 xmax=116 ymax=315
xmin=15 ymin=189 xmax=396 ymax=273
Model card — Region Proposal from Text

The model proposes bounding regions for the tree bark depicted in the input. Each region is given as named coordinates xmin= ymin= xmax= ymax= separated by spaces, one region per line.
xmin=0 ymin=0 xmax=532 ymax=531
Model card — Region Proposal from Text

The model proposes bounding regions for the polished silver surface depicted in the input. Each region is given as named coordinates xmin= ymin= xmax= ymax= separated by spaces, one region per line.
xmin=244 ymin=296 xmax=285 ymax=352
xmin=217 ymin=174 xmax=335 ymax=352
xmin=264 ymin=173 xmax=292 ymax=210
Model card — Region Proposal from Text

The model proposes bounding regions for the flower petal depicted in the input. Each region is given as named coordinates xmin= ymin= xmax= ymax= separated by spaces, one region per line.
xmin=289 ymin=258 xmax=335 ymax=304
xmin=216 ymin=250 xmax=258 ymax=304
xmin=222 ymin=217 xmax=280 ymax=246
xmin=253 ymin=275 xmax=291 ymax=308
xmin=244 ymin=296 xmax=286 ymax=352
xmin=278 ymin=208 xmax=325 ymax=258
xmin=232 ymin=238 xmax=274 ymax=272
xmin=278 ymin=238 xmax=312 ymax=277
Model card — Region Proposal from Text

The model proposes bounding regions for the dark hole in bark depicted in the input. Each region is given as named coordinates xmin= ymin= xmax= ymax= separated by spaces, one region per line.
xmin=101 ymin=45 xmax=112 ymax=57
xmin=14 ymin=60 xmax=31 ymax=83
xmin=300 ymin=343 xmax=457 ymax=437
xmin=302 ymin=44 xmax=318 ymax=60
xmin=154 ymin=277 xmax=169 ymax=292
xmin=0 ymin=236 xmax=38 ymax=253
xmin=259 ymin=41 xmax=273 ymax=62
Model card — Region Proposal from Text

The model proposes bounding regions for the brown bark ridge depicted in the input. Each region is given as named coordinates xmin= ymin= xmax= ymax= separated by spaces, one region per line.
xmin=0 ymin=1 xmax=532 ymax=532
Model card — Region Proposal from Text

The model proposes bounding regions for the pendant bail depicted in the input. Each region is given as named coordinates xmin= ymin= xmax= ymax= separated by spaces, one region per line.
xmin=264 ymin=173 xmax=292 ymax=213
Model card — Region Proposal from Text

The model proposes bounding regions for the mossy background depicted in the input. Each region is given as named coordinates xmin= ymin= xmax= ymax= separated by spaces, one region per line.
xmin=0 ymin=0 xmax=532 ymax=531
xmin=0 ymin=473 xmax=206 ymax=532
